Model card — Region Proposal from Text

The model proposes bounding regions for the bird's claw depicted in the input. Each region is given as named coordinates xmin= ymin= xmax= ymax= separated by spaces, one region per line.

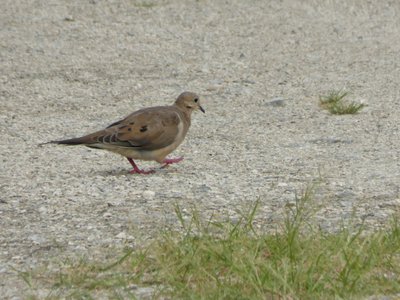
xmin=129 ymin=168 xmax=155 ymax=175
xmin=162 ymin=157 xmax=184 ymax=165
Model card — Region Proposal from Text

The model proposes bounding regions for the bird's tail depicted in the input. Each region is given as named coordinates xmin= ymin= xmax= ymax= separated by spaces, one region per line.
xmin=38 ymin=137 xmax=87 ymax=147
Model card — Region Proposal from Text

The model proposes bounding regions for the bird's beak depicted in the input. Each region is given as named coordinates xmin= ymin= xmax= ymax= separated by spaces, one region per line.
xmin=199 ymin=105 xmax=205 ymax=113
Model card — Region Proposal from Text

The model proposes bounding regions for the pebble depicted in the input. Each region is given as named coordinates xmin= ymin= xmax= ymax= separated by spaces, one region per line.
xmin=103 ymin=212 xmax=113 ymax=218
xmin=29 ymin=235 xmax=46 ymax=245
xmin=266 ymin=98 xmax=286 ymax=107
xmin=142 ymin=190 xmax=156 ymax=200
xmin=38 ymin=206 xmax=47 ymax=214
xmin=116 ymin=232 xmax=127 ymax=239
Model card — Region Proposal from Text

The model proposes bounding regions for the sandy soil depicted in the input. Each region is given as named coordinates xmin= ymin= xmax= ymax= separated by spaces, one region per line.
xmin=1 ymin=0 xmax=400 ymax=298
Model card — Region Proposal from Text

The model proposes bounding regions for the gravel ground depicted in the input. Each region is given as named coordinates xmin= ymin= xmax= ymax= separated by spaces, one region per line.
xmin=1 ymin=0 xmax=400 ymax=298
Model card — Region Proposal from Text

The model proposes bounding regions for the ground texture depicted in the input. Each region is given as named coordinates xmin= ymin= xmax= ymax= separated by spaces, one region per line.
xmin=1 ymin=0 xmax=400 ymax=298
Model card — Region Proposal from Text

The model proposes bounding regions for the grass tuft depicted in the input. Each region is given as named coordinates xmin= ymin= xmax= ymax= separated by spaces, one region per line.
xmin=320 ymin=90 xmax=365 ymax=114
xmin=22 ymin=189 xmax=400 ymax=299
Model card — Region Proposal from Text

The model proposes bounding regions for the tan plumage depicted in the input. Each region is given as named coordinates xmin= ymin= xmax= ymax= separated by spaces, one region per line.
xmin=48 ymin=92 xmax=204 ymax=174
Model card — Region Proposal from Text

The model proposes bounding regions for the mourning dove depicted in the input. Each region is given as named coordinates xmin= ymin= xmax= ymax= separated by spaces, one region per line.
xmin=46 ymin=92 xmax=204 ymax=174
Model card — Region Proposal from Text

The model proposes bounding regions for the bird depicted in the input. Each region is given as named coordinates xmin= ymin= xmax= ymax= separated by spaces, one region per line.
xmin=45 ymin=92 xmax=205 ymax=174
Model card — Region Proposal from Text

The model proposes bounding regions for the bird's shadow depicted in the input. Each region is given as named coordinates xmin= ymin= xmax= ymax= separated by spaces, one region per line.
xmin=92 ymin=166 xmax=180 ymax=177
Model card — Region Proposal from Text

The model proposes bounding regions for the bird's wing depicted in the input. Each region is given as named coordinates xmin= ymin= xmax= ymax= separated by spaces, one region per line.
xmin=87 ymin=106 xmax=182 ymax=150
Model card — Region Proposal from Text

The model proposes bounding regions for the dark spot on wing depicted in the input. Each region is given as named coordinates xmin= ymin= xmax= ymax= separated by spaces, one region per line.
xmin=119 ymin=125 xmax=128 ymax=129
xmin=129 ymin=122 xmax=135 ymax=125
xmin=140 ymin=125 xmax=148 ymax=132
xmin=128 ymin=128 xmax=132 ymax=131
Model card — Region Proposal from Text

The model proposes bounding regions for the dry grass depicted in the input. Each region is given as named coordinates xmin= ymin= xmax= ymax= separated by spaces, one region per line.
xmin=22 ymin=188 xmax=400 ymax=299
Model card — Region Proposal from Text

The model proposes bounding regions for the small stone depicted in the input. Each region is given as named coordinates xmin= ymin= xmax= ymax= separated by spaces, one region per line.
xmin=266 ymin=98 xmax=286 ymax=107
xmin=242 ymin=79 xmax=256 ymax=84
xmin=197 ymin=184 xmax=211 ymax=193
xmin=87 ymin=235 xmax=97 ymax=242
xmin=210 ymin=79 xmax=223 ymax=85
xmin=103 ymin=212 xmax=112 ymax=218
xmin=134 ymin=286 xmax=156 ymax=298
xmin=142 ymin=190 xmax=155 ymax=200
xmin=116 ymin=232 xmax=127 ymax=239
xmin=29 ymin=234 xmax=46 ymax=245
xmin=38 ymin=206 xmax=47 ymax=214
xmin=52 ymin=189 xmax=62 ymax=197
xmin=127 ymin=284 xmax=138 ymax=290
xmin=126 ymin=235 xmax=135 ymax=241
xmin=12 ymin=256 xmax=22 ymax=261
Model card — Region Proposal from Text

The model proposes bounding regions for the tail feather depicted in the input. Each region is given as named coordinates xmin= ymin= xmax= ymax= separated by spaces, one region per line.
xmin=39 ymin=129 xmax=106 ymax=147
xmin=39 ymin=137 xmax=88 ymax=147
xmin=53 ymin=137 xmax=87 ymax=145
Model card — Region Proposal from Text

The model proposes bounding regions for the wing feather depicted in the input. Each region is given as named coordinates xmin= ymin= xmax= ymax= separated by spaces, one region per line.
xmin=90 ymin=107 xmax=181 ymax=150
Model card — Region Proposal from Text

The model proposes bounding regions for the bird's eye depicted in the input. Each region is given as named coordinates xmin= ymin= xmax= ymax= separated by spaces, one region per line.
xmin=194 ymin=98 xmax=198 ymax=103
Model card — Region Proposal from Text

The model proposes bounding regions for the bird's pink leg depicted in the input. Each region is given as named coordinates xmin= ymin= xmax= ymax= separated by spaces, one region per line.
xmin=127 ymin=158 xmax=154 ymax=174
xmin=163 ymin=156 xmax=184 ymax=164
xmin=161 ymin=156 xmax=184 ymax=168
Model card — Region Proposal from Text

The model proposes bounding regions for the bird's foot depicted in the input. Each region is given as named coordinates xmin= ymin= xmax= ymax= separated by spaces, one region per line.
xmin=129 ymin=168 xmax=155 ymax=175
xmin=161 ymin=157 xmax=184 ymax=168
xmin=163 ymin=157 xmax=184 ymax=165
xmin=127 ymin=157 xmax=155 ymax=175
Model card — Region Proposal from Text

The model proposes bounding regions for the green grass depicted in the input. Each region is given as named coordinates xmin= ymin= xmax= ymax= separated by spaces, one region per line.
xmin=24 ymin=189 xmax=400 ymax=299
xmin=320 ymin=90 xmax=365 ymax=114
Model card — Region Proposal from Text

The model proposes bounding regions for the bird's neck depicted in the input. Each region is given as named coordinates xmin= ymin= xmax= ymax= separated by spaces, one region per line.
xmin=174 ymin=104 xmax=192 ymax=126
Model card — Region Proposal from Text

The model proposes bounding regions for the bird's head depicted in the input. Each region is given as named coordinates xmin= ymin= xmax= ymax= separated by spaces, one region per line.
xmin=174 ymin=91 xmax=205 ymax=114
